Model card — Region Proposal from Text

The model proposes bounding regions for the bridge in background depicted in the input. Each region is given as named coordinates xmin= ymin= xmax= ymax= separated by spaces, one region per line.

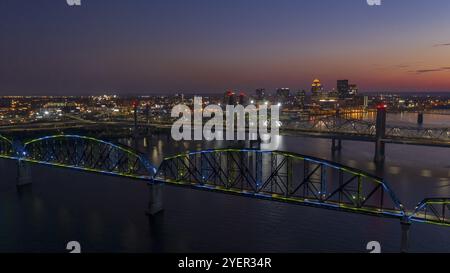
xmin=3 ymin=117 xmax=448 ymax=145
xmin=1 ymin=133 xmax=450 ymax=252
xmin=283 ymin=115 xmax=450 ymax=145
xmin=1 ymin=107 xmax=449 ymax=164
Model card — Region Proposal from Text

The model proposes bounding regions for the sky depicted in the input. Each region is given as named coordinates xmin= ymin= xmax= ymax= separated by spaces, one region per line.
xmin=1 ymin=0 xmax=450 ymax=95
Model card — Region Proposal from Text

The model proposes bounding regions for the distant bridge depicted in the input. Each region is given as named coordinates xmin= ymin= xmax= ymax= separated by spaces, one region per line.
xmin=1 ymin=110 xmax=449 ymax=151
xmin=282 ymin=115 xmax=450 ymax=147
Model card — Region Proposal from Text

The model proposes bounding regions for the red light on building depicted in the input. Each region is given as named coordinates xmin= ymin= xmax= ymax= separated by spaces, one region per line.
xmin=376 ymin=103 xmax=387 ymax=110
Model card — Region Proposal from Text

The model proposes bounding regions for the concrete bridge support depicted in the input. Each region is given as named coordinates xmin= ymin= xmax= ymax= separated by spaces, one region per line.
xmin=133 ymin=101 xmax=140 ymax=150
xmin=331 ymin=109 xmax=343 ymax=153
xmin=374 ymin=140 xmax=385 ymax=163
xmin=374 ymin=105 xmax=386 ymax=163
xmin=16 ymin=160 xmax=32 ymax=187
xmin=400 ymin=219 xmax=411 ymax=253
xmin=417 ymin=112 xmax=424 ymax=125
xmin=248 ymin=139 xmax=261 ymax=150
xmin=331 ymin=138 xmax=342 ymax=152
xmin=147 ymin=181 xmax=164 ymax=215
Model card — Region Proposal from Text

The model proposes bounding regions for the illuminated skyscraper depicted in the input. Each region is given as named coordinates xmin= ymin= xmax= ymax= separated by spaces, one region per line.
xmin=311 ymin=79 xmax=323 ymax=96
xmin=349 ymin=84 xmax=358 ymax=96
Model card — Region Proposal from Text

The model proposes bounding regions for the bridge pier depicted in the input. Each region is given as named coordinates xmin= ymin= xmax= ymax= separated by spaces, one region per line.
xmin=374 ymin=140 xmax=385 ymax=164
xmin=16 ymin=160 xmax=32 ymax=187
xmin=374 ymin=105 xmax=387 ymax=164
xmin=331 ymin=138 xmax=342 ymax=152
xmin=147 ymin=181 xmax=164 ymax=216
xmin=417 ymin=111 xmax=424 ymax=126
xmin=400 ymin=219 xmax=411 ymax=253
xmin=133 ymin=101 xmax=140 ymax=150
xmin=248 ymin=139 xmax=261 ymax=149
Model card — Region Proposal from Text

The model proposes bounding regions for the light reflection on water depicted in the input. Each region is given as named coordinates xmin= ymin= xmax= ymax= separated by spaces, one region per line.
xmin=345 ymin=111 xmax=450 ymax=128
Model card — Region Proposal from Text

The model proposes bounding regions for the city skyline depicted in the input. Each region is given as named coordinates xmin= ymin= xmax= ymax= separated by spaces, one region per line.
xmin=1 ymin=0 xmax=450 ymax=95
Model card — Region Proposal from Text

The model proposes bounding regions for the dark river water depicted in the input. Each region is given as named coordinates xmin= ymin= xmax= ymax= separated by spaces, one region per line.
xmin=0 ymin=112 xmax=449 ymax=253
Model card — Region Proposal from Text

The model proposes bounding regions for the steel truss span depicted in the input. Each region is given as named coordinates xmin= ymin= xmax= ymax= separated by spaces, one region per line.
xmin=2 ymin=133 xmax=450 ymax=227
xmin=155 ymin=149 xmax=405 ymax=218
xmin=0 ymin=135 xmax=14 ymax=158
xmin=23 ymin=135 xmax=156 ymax=179
xmin=410 ymin=198 xmax=450 ymax=226
xmin=285 ymin=116 xmax=450 ymax=142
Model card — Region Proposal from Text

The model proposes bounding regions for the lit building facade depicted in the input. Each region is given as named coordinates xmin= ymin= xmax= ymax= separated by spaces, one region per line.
xmin=311 ymin=79 xmax=323 ymax=97
xmin=276 ymin=88 xmax=290 ymax=102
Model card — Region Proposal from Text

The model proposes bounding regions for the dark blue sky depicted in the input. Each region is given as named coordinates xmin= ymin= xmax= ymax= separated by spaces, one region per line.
xmin=1 ymin=0 xmax=450 ymax=95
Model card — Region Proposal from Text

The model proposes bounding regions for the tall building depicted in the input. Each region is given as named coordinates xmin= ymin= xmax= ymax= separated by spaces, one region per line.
xmin=276 ymin=88 xmax=290 ymax=102
xmin=337 ymin=80 xmax=350 ymax=98
xmin=311 ymin=79 xmax=323 ymax=97
xmin=295 ymin=90 xmax=307 ymax=108
xmin=349 ymin=84 xmax=358 ymax=96
xmin=328 ymin=88 xmax=339 ymax=99
xmin=238 ymin=92 xmax=248 ymax=106
xmin=255 ymin=88 xmax=266 ymax=101
xmin=224 ymin=90 xmax=236 ymax=105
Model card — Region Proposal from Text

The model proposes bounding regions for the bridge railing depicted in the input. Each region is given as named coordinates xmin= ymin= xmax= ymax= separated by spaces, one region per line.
xmin=155 ymin=149 xmax=405 ymax=218
xmin=22 ymin=135 xmax=156 ymax=179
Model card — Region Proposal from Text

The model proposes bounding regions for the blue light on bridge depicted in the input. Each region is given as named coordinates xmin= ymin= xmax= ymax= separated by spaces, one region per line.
xmin=4 ymin=133 xmax=448 ymax=227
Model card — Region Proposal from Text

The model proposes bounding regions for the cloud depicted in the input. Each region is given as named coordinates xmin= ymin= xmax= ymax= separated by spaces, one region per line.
xmin=412 ymin=67 xmax=450 ymax=74
xmin=373 ymin=62 xmax=425 ymax=72
xmin=433 ymin=43 xmax=450 ymax=47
